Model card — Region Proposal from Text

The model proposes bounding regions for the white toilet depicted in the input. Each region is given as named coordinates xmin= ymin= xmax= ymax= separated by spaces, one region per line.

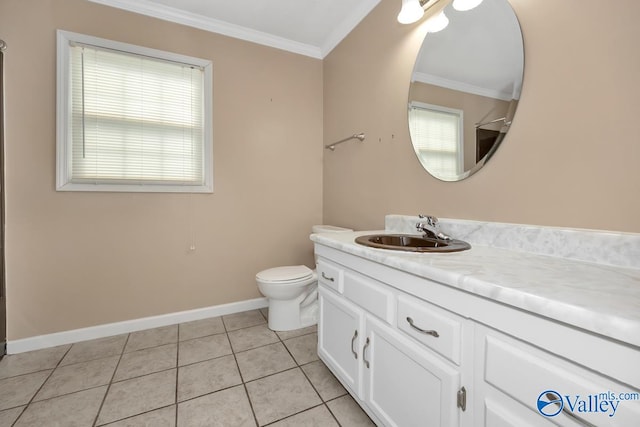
xmin=256 ymin=225 xmax=352 ymax=331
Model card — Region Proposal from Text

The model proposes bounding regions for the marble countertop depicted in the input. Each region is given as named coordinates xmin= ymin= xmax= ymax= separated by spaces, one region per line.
xmin=311 ymin=230 xmax=640 ymax=348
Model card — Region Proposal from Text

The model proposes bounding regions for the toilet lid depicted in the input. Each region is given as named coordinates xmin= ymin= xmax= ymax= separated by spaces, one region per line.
xmin=256 ymin=265 xmax=314 ymax=282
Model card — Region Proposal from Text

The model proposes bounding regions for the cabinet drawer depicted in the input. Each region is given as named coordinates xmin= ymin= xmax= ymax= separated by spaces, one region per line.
xmin=317 ymin=259 xmax=344 ymax=293
xmin=484 ymin=329 xmax=640 ymax=426
xmin=397 ymin=294 xmax=462 ymax=365
xmin=343 ymin=272 xmax=393 ymax=323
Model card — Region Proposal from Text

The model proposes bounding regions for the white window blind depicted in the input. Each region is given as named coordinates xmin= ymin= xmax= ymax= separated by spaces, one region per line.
xmin=57 ymin=31 xmax=213 ymax=192
xmin=409 ymin=103 xmax=463 ymax=180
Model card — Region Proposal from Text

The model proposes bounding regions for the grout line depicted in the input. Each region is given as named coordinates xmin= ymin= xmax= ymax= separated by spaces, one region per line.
xmin=9 ymin=406 xmax=26 ymax=427
xmin=175 ymin=324 xmax=180 ymax=427
xmin=91 ymin=333 xmax=131 ymax=427
xmin=91 ymin=404 xmax=176 ymax=426
xmin=9 ymin=344 xmax=74 ymax=426
xmin=260 ymin=402 xmax=328 ymax=426
xmin=224 ymin=314 xmax=261 ymax=427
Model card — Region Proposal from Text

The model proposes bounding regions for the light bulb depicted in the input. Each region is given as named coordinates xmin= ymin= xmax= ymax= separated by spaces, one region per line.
xmin=452 ymin=0 xmax=483 ymax=11
xmin=424 ymin=11 xmax=449 ymax=33
xmin=397 ymin=0 xmax=425 ymax=24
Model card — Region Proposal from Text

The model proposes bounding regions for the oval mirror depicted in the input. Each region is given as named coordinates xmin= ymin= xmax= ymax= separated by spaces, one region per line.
xmin=408 ymin=0 xmax=524 ymax=181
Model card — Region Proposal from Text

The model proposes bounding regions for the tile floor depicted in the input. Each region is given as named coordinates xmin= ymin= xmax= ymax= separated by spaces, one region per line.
xmin=0 ymin=309 xmax=375 ymax=426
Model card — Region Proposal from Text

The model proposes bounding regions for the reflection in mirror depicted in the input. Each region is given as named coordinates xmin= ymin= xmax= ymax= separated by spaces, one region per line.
xmin=408 ymin=0 xmax=523 ymax=181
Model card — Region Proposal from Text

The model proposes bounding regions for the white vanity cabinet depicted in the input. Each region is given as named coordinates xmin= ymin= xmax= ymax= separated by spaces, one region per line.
xmin=315 ymin=244 xmax=640 ymax=427
xmin=474 ymin=320 xmax=640 ymax=427
xmin=317 ymin=259 xmax=465 ymax=427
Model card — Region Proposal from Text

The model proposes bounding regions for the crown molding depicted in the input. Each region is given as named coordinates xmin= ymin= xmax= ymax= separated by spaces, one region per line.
xmin=412 ymin=71 xmax=513 ymax=101
xmin=88 ymin=0 xmax=324 ymax=58
xmin=321 ymin=0 xmax=381 ymax=57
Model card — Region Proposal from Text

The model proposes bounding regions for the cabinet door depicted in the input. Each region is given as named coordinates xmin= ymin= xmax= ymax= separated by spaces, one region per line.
xmin=318 ymin=286 xmax=364 ymax=397
xmin=363 ymin=315 xmax=461 ymax=427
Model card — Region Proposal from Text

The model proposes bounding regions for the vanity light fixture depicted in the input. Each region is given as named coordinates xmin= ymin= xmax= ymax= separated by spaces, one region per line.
xmin=397 ymin=0 xmax=449 ymax=33
xmin=452 ymin=0 xmax=484 ymax=11
xmin=398 ymin=0 xmax=443 ymax=24
xmin=397 ymin=0 xmax=428 ymax=24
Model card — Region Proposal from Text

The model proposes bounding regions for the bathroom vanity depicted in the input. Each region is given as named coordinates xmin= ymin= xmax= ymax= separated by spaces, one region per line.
xmin=312 ymin=216 xmax=640 ymax=427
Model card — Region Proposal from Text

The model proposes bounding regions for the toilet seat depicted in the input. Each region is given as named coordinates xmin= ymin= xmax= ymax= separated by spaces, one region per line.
xmin=256 ymin=265 xmax=314 ymax=283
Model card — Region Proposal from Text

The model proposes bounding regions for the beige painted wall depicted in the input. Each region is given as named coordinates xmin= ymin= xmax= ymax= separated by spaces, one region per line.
xmin=0 ymin=0 xmax=323 ymax=340
xmin=323 ymin=0 xmax=640 ymax=233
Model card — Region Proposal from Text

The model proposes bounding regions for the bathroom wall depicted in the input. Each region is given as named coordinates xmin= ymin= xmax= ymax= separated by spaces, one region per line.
xmin=323 ymin=0 xmax=640 ymax=233
xmin=0 ymin=0 xmax=323 ymax=340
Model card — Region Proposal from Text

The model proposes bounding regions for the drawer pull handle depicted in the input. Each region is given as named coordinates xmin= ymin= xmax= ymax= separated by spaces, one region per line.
xmin=406 ymin=317 xmax=440 ymax=338
xmin=545 ymin=393 xmax=597 ymax=427
xmin=363 ymin=337 xmax=371 ymax=368
xmin=321 ymin=272 xmax=335 ymax=282
xmin=351 ymin=330 xmax=358 ymax=359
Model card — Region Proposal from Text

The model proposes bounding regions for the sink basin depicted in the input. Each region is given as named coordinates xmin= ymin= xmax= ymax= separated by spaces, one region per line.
xmin=354 ymin=234 xmax=471 ymax=253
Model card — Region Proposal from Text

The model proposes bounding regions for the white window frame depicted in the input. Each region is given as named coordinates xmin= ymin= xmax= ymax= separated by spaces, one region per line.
xmin=409 ymin=101 xmax=464 ymax=179
xmin=56 ymin=30 xmax=213 ymax=193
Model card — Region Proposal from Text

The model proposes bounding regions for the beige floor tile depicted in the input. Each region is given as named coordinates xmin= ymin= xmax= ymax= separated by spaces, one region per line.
xmin=0 ymin=370 xmax=52 ymax=411
xmin=0 ymin=345 xmax=70 ymax=380
xmin=235 ymin=342 xmax=296 ymax=382
xmin=276 ymin=325 xmax=317 ymax=341
xmin=301 ymin=361 xmax=347 ymax=401
xmin=177 ymin=385 xmax=255 ymax=427
xmin=178 ymin=334 xmax=232 ymax=366
xmin=269 ymin=405 xmax=339 ymax=426
xmin=326 ymin=395 xmax=375 ymax=426
xmin=259 ymin=308 xmax=269 ymax=320
xmin=177 ymin=354 xmax=241 ymax=402
xmin=283 ymin=333 xmax=319 ymax=365
xmin=245 ymin=368 xmax=321 ymax=426
xmin=178 ymin=317 xmax=225 ymax=341
xmin=125 ymin=325 xmax=178 ymax=353
xmin=61 ymin=335 xmax=128 ymax=366
xmin=34 ymin=355 xmax=119 ymax=401
xmin=103 ymin=405 xmax=176 ymax=427
xmin=228 ymin=325 xmax=279 ymax=353
xmin=114 ymin=343 xmax=177 ymax=382
xmin=222 ymin=310 xmax=266 ymax=331
xmin=0 ymin=406 xmax=25 ymax=426
xmin=96 ymin=369 xmax=176 ymax=425
xmin=14 ymin=386 xmax=107 ymax=427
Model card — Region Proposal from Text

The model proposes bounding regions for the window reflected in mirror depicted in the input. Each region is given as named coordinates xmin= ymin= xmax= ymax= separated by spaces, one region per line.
xmin=409 ymin=102 xmax=463 ymax=180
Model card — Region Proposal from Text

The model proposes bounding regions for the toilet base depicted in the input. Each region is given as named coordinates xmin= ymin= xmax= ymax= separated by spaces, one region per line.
xmin=266 ymin=287 xmax=318 ymax=331
xmin=268 ymin=314 xmax=317 ymax=332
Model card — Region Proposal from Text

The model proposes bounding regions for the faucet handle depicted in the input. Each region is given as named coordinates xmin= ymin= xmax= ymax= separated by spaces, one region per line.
xmin=418 ymin=215 xmax=439 ymax=227
xmin=416 ymin=216 xmax=451 ymax=241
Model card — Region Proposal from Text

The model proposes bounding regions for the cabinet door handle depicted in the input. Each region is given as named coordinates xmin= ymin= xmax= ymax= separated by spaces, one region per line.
xmin=545 ymin=393 xmax=597 ymax=427
xmin=406 ymin=317 xmax=439 ymax=337
xmin=351 ymin=330 xmax=358 ymax=359
xmin=362 ymin=337 xmax=371 ymax=368
xmin=321 ymin=272 xmax=335 ymax=282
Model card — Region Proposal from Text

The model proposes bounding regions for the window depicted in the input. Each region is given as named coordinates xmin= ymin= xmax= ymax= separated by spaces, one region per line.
xmin=56 ymin=31 xmax=213 ymax=192
xmin=408 ymin=102 xmax=463 ymax=181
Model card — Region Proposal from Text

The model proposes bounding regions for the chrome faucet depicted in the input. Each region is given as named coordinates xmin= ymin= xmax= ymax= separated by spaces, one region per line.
xmin=416 ymin=215 xmax=452 ymax=241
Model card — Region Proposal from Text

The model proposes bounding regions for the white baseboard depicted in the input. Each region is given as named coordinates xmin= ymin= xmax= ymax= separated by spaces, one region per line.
xmin=7 ymin=297 xmax=268 ymax=354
